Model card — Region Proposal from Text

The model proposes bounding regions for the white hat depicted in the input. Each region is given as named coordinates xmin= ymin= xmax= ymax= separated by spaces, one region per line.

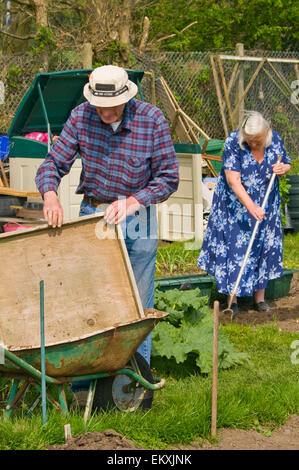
xmin=83 ymin=65 xmax=138 ymax=107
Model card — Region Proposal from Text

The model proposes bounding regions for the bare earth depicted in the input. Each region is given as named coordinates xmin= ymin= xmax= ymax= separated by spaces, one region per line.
xmin=48 ymin=273 xmax=299 ymax=451
xmin=218 ymin=270 xmax=299 ymax=332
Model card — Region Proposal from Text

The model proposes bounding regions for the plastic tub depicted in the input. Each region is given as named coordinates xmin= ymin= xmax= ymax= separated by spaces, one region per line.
xmin=3 ymin=222 xmax=32 ymax=232
xmin=0 ymin=135 xmax=9 ymax=161
xmin=265 ymin=269 xmax=297 ymax=300
xmin=155 ymin=274 xmax=214 ymax=301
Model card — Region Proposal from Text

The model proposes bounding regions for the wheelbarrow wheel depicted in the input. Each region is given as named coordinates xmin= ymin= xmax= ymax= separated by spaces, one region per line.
xmin=92 ymin=352 xmax=154 ymax=413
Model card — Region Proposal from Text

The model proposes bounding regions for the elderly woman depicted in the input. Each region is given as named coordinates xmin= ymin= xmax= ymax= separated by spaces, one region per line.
xmin=197 ymin=111 xmax=291 ymax=314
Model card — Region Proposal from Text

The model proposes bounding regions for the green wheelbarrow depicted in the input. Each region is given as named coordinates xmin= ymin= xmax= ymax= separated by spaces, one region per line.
xmin=0 ymin=214 xmax=167 ymax=422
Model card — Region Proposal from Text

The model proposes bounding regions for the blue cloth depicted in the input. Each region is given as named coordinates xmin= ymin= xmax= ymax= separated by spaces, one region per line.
xmin=197 ymin=130 xmax=291 ymax=297
xmin=71 ymin=200 xmax=158 ymax=393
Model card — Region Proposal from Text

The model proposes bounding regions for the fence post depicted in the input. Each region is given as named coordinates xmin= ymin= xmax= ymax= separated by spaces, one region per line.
xmin=236 ymin=43 xmax=244 ymax=127
xmin=82 ymin=43 xmax=93 ymax=69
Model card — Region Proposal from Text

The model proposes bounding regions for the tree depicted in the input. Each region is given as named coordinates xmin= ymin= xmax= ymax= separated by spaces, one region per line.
xmin=0 ymin=0 xmax=297 ymax=65
xmin=135 ymin=0 xmax=298 ymax=52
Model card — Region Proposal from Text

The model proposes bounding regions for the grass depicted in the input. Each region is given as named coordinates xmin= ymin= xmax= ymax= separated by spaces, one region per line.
xmin=0 ymin=233 xmax=297 ymax=449
xmin=283 ymin=231 xmax=299 ymax=270
xmin=155 ymin=240 xmax=200 ymax=277
xmin=0 ymin=324 xmax=298 ymax=450
xmin=155 ymin=230 xmax=299 ymax=277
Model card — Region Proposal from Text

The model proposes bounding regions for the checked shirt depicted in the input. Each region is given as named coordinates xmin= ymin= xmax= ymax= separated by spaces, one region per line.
xmin=35 ymin=98 xmax=179 ymax=206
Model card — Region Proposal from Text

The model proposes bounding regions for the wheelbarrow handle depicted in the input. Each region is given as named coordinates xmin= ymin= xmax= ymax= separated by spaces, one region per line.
xmin=227 ymin=156 xmax=282 ymax=309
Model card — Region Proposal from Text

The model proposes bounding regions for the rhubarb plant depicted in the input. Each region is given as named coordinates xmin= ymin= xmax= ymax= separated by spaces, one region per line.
xmin=152 ymin=288 xmax=250 ymax=374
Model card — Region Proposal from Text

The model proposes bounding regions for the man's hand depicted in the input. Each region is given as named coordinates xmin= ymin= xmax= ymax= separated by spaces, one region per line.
xmin=104 ymin=196 xmax=141 ymax=225
xmin=43 ymin=191 xmax=64 ymax=228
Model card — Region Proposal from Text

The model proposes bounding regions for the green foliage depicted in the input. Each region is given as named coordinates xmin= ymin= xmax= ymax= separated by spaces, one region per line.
xmin=283 ymin=232 xmax=299 ymax=270
xmin=279 ymin=175 xmax=291 ymax=226
xmin=6 ymin=66 xmax=22 ymax=90
xmin=288 ymin=158 xmax=299 ymax=175
xmin=156 ymin=240 xmax=201 ymax=277
xmin=29 ymin=27 xmax=56 ymax=56
xmin=152 ymin=288 xmax=250 ymax=373
xmin=134 ymin=0 xmax=298 ymax=52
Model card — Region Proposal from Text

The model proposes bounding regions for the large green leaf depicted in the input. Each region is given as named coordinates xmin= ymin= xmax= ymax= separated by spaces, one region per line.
xmin=153 ymin=288 xmax=250 ymax=374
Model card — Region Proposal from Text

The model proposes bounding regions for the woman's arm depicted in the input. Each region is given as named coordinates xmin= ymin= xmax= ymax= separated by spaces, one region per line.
xmin=225 ymin=170 xmax=265 ymax=221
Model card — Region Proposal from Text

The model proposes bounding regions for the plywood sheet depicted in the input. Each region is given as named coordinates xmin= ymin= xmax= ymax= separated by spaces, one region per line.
xmin=0 ymin=214 xmax=143 ymax=350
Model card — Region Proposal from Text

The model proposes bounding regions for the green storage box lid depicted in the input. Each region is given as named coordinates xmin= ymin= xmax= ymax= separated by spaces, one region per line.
xmin=8 ymin=69 xmax=145 ymax=138
xmin=9 ymin=136 xmax=48 ymax=158
xmin=199 ymin=138 xmax=224 ymax=155
xmin=174 ymin=143 xmax=201 ymax=154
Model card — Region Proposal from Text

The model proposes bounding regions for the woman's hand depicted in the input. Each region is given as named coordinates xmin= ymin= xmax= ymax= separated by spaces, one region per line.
xmin=272 ymin=162 xmax=291 ymax=176
xmin=248 ymin=203 xmax=265 ymax=222
xmin=43 ymin=191 xmax=64 ymax=228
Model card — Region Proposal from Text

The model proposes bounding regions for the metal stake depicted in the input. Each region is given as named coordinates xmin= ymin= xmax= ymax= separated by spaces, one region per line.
xmin=211 ymin=301 xmax=219 ymax=437
xmin=40 ymin=280 xmax=47 ymax=425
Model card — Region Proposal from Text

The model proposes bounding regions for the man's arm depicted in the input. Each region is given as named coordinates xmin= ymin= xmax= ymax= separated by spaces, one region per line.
xmin=35 ymin=110 xmax=80 ymax=227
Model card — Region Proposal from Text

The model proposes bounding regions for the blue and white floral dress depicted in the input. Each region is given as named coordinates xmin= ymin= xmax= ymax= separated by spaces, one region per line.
xmin=197 ymin=130 xmax=291 ymax=297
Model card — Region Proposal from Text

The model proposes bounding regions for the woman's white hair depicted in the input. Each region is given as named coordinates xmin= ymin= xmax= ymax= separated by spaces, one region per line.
xmin=238 ymin=111 xmax=272 ymax=149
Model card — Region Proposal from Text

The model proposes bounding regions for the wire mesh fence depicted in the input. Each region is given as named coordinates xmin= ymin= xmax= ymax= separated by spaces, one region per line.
xmin=0 ymin=49 xmax=84 ymax=134
xmin=0 ymin=47 xmax=298 ymax=160
xmin=133 ymin=49 xmax=299 ymax=160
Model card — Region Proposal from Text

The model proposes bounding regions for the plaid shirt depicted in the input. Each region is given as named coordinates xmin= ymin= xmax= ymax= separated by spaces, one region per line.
xmin=35 ymin=98 xmax=179 ymax=207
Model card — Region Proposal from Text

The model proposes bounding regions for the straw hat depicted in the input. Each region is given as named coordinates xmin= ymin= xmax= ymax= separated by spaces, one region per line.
xmin=83 ymin=65 xmax=138 ymax=107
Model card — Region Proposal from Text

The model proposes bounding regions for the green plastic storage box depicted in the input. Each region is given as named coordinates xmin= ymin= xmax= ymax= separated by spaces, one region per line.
xmin=154 ymin=274 xmax=214 ymax=302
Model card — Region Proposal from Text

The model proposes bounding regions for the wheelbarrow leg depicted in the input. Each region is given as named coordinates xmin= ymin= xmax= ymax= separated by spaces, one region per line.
xmin=84 ymin=380 xmax=96 ymax=423
xmin=27 ymin=384 xmax=64 ymax=415
xmin=4 ymin=379 xmax=31 ymax=419
xmin=58 ymin=385 xmax=68 ymax=414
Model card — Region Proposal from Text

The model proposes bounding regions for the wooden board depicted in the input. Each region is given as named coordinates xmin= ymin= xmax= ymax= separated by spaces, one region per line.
xmin=0 ymin=214 xmax=144 ymax=350
xmin=0 ymin=187 xmax=40 ymax=197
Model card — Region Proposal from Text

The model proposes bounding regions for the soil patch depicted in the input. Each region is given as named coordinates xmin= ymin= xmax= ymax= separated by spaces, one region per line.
xmin=46 ymin=416 xmax=299 ymax=451
xmin=219 ymin=271 xmax=299 ymax=333
xmin=198 ymin=414 xmax=299 ymax=450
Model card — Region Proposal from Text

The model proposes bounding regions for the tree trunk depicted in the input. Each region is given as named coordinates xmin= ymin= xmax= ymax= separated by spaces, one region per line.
xmin=119 ymin=0 xmax=132 ymax=65
xmin=33 ymin=0 xmax=49 ymax=71
xmin=33 ymin=0 xmax=48 ymax=27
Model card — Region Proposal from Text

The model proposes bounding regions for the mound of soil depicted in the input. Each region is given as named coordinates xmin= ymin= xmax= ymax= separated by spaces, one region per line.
xmin=47 ymin=429 xmax=144 ymax=451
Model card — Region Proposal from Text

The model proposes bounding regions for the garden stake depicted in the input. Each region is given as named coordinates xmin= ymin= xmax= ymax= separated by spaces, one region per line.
xmin=223 ymin=156 xmax=282 ymax=317
xmin=40 ymin=280 xmax=47 ymax=425
xmin=211 ymin=300 xmax=219 ymax=437
xmin=64 ymin=424 xmax=72 ymax=442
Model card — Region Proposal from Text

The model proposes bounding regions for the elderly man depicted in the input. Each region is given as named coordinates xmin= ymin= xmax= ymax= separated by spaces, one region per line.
xmin=35 ymin=65 xmax=179 ymax=404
